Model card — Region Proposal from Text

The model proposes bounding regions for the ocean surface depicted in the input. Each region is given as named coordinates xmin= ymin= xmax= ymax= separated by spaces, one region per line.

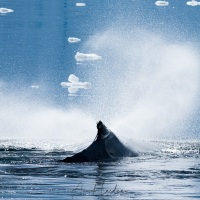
xmin=0 ymin=139 xmax=200 ymax=199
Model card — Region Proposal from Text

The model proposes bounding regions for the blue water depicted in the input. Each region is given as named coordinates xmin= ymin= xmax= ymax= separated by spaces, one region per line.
xmin=1 ymin=0 xmax=200 ymax=199
xmin=1 ymin=0 xmax=200 ymax=104
xmin=0 ymin=139 xmax=200 ymax=199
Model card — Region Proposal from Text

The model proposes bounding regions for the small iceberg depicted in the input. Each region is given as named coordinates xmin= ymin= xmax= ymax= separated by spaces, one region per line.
xmin=31 ymin=85 xmax=39 ymax=89
xmin=75 ymin=52 xmax=102 ymax=62
xmin=61 ymin=74 xmax=91 ymax=95
xmin=68 ymin=37 xmax=81 ymax=43
xmin=186 ymin=0 xmax=200 ymax=6
xmin=155 ymin=1 xmax=169 ymax=6
xmin=0 ymin=8 xmax=14 ymax=14
xmin=76 ymin=3 xmax=86 ymax=7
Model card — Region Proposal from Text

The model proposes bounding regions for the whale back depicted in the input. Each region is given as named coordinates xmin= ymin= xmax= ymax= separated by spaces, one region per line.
xmin=62 ymin=125 xmax=138 ymax=163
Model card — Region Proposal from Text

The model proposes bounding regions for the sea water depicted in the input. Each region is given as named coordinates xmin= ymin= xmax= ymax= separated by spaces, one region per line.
xmin=0 ymin=139 xmax=200 ymax=199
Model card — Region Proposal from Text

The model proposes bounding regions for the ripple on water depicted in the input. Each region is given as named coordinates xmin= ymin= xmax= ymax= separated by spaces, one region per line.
xmin=0 ymin=139 xmax=200 ymax=199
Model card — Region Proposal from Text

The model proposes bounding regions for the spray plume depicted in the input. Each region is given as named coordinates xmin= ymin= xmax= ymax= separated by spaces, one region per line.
xmin=83 ymin=28 xmax=200 ymax=138
xmin=0 ymin=28 xmax=199 ymax=140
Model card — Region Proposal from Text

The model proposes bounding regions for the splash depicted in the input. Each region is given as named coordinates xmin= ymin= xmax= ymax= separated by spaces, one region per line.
xmin=0 ymin=90 xmax=96 ymax=141
xmin=0 ymin=28 xmax=199 ymax=140
xmin=82 ymin=28 xmax=200 ymax=139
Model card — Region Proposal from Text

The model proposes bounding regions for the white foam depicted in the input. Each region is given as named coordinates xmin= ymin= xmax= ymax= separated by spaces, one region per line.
xmin=68 ymin=37 xmax=81 ymax=43
xmin=155 ymin=1 xmax=169 ymax=6
xmin=76 ymin=3 xmax=86 ymax=7
xmin=75 ymin=52 xmax=102 ymax=62
xmin=0 ymin=8 xmax=14 ymax=14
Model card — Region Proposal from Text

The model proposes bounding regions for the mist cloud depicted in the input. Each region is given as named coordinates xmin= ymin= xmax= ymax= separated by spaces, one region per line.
xmin=0 ymin=91 xmax=96 ymax=141
xmin=83 ymin=28 xmax=200 ymax=138
xmin=1 ymin=28 xmax=199 ymax=140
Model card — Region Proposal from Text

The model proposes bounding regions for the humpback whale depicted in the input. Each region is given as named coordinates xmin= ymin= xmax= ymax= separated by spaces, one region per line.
xmin=62 ymin=121 xmax=138 ymax=163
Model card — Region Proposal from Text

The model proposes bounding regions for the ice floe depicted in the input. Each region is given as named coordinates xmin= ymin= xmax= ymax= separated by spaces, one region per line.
xmin=155 ymin=1 xmax=169 ymax=6
xmin=31 ymin=85 xmax=39 ymax=89
xmin=75 ymin=52 xmax=102 ymax=62
xmin=68 ymin=37 xmax=81 ymax=43
xmin=186 ymin=0 xmax=200 ymax=6
xmin=61 ymin=74 xmax=91 ymax=95
xmin=76 ymin=3 xmax=86 ymax=7
xmin=0 ymin=8 xmax=14 ymax=14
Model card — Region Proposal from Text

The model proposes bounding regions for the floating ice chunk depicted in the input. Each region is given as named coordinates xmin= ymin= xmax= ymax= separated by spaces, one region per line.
xmin=68 ymin=37 xmax=81 ymax=43
xmin=186 ymin=0 xmax=200 ymax=6
xmin=68 ymin=87 xmax=79 ymax=94
xmin=155 ymin=1 xmax=169 ymax=6
xmin=61 ymin=74 xmax=91 ymax=95
xmin=68 ymin=93 xmax=78 ymax=97
xmin=31 ymin=85 xmax=39 ymax=89
xmin=75 ymin=52 xmax=102 ymax=62
xmin=0 ymin=8 xmax=14 ymax=14
xmin=68 ymin=74 xmax=79 ymax=83
xmin=76 ymin=3 xmax=86 ymax=7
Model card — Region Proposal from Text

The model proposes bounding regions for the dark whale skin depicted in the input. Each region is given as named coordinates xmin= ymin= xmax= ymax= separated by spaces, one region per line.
xmin=62 ymin=121 xmax=138 ymax=163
